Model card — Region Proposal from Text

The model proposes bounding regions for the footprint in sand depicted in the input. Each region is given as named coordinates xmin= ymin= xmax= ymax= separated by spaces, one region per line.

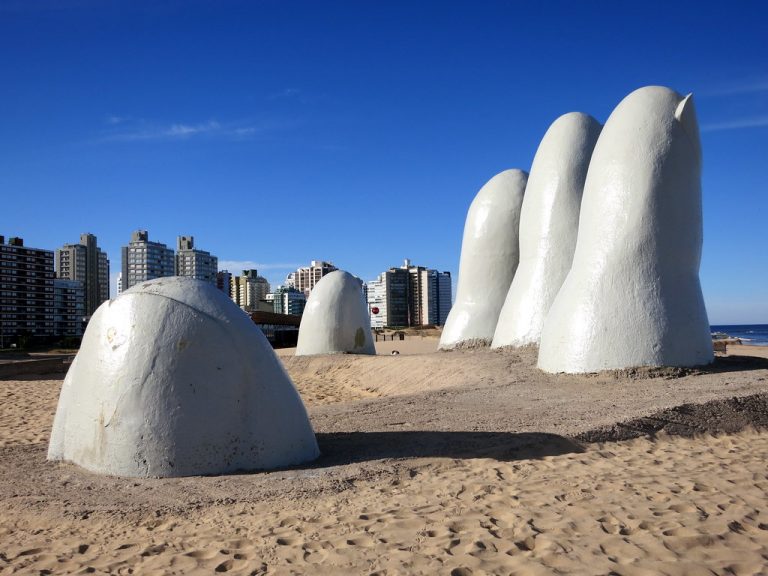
xmin=184 ymin=549 xmax=219 ymax=560
xmin=276 ymin=536 xmax=302 ymax=546
xmin=302 ymin=548 xmax=328 ymax=564
xmin=345 ymin=535 xmax=375 ymax=547
xmin=15 ymin=548 xmax=44 ymax=558
xmin=140 ymin=544 xmax=167 ymax=556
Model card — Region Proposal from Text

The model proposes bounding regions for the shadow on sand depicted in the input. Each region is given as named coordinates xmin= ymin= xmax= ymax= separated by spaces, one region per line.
xmin=313 ymin=431 xmax=583 ymax=467
xmin=577 ymin=392 xmax=768 ymax=443
xmin=703 ymin=354 xmax=768 ymax=374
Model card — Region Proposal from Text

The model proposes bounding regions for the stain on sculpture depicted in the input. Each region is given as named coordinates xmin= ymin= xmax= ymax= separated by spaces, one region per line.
xmin=48 ymin=277 xmax=319 ymax=477
xmin=492 ymin=113 xmax=601 ymax=348
xmin=439 ymin=169 xmax=527 ymax=350
xmin=538 ymin=86 xmax=713 ymax=373
xmin=296 ymin=270 xmax=375 ymax=356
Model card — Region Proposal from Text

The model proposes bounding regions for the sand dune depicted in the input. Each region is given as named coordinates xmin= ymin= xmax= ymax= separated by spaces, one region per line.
xmin=1 ymin=342 xmax=767 ymax=574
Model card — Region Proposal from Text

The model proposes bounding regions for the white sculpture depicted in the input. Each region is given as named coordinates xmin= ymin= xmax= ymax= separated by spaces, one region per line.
xmin=295 ymin=270 xmax=375 ymax=356
xmin=492 ymin=113 xmax=601 ymax=348
xmin=48 ymin=277 xmax=319 ymax=477
xmin=538 ymin=86 xmax=713 ymax=373
xmin=439 ymin=169 xmax=527 ymax=350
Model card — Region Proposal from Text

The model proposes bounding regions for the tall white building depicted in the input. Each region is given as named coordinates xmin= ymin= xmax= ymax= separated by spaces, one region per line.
xmin=232 ymin=269 xmax=270 ymax=312
xmin=287 ymin=260 xmax=338 ymax=297
xmin=366 ymin=259 xmax=452 ymax=328
xmin=366 ymin=276 xmax=389 ymax=329
xmin=175 ymin=236 xmax=217 ymax=283
xmin=416 ymin=268 xmax=452 ymax=326
xmin=120 ymin=230 xmax=175 ymax=291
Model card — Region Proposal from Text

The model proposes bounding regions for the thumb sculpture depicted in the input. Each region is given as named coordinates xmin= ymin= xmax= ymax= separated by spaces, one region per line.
xmin=48 ymin=277 xmax=319 ymax=477
xmin=493 ymin=113 xmax=601 ymax=348
xmin=538 ymin=86 xmax=714 ymax=373
xmin=439 ymin=169 xmax=527 ymax=350
xmin=296 ymin=270 xmax=375 ymax=356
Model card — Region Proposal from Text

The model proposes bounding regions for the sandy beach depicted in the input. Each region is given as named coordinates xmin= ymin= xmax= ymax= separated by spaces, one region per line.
xmin=2 ymin=338 xmax=768 ymax=574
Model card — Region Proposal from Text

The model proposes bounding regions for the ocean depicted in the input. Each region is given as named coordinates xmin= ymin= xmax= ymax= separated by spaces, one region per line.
xmin=711 ymin=324 xmax=768 ymax=346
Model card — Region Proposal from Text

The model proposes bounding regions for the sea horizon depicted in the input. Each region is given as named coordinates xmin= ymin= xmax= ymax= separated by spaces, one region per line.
xmin=711 ymin=324 xmax=768 ymax=346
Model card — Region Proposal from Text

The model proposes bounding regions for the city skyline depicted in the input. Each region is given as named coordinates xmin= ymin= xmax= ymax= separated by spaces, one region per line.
xmin=1 ymin=2 xmax=766 ymax=324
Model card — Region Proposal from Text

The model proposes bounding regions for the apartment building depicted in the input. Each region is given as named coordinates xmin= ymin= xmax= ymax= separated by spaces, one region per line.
xmin=270 ymin=285 xmax=307 ymax=316
xmin=231 ymin=269 xmax=270 ymax=312
xmin=287 ymin=260 xmax=338 ymax=297
xmin=55 ymin=233 xmax=109 ymax=318
xmin=175 ymin=236 xmax=218 ymax=283
xmin=0 ymin=235 xmax=55 ymax=343
xmin=54 ymin=279 xmax=85 ymax=337
xmin=120 ymin=230 xmax=175 ymax=291
xmin=367 ymin=259 xmax=452 ymax=328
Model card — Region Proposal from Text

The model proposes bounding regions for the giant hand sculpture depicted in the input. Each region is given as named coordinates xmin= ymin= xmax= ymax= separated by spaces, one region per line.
xmin=493 ymin=113 xmax=601 ymax=348
xmin=440 ymin=169 xmax=527 ymax=350
xmin=49 ymin=277 xmax=319 ymax=477
xmin=538 ymin=86 xmax=713 ymax=372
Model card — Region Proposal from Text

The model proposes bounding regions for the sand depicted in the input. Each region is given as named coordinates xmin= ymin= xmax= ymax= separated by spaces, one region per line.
xmin=1 ymin=338 xmax=768 ymax=574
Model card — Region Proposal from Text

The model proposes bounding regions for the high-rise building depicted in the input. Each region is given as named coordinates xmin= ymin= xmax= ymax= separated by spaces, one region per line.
xmin=367 ymin=267 xmax=410 ymax=328
xmin=216 ymin=270 xmax=232 ymax=295
xmin=287 ymin=260 xmax=338 ymax=297
xmin=116 ymin=272 xmax=123 ymax=295
xmin=367 ymin=259 xmax=452 ymax=328
xmin=400 ymin=259 xmax=452 ymax=327
xmin=0 ymin=235 xmax=55 ymax=343
xmin=54 ymin=279 xmax=85 ymax=336
xmin=55 ymin=233 xmax=109 ymax=318
xmin=120 ymin=230 xmax=174 ymax=291
xmin=366 ymin=277 xmax=387 ymax=329
xmin=270 ymin=286 xmax=307 ymax=316
xmin=175 ymin=236 xmax=217 ymax=283
xmin=232 ymin=269 xmax=271 ymax=312
xmin=417 ymin=268 xmax=452 ymax=326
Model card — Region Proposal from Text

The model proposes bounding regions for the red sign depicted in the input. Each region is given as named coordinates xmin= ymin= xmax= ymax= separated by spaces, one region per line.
xmin=371 ymin=307 xmax=380 ymax=315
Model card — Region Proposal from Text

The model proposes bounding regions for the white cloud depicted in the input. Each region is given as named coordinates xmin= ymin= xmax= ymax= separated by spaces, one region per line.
xmin=232 ymin=127 xmax=258 ymax=136
xmin=165 ymin=120 xmax=221 ymax=137
xmin=703 ymin=79 xmax=768 ymax=97
xmin=101 ymin=118 xmax=260 ymax=142
xmin=701 ymin=116 xmax=768 ymax=133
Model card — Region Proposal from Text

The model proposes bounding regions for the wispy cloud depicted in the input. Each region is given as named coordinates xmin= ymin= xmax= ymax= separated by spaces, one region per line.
xmin=268 ymin=88 xmax=301 ymax=100
xmin=165 ymin=121 xmax=221 ymax=137
xmin=703 ymin=79 xmax=768 ymax=97
xmin=100 ymin=118 xmax=263 ymax=142
xmin=218 ymin=260 xmax=301 ymax=276
xmin=701 ymin=116 xmax=768 ymax=133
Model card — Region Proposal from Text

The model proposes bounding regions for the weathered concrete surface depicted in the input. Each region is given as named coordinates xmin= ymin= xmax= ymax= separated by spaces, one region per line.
xmin=539 ymin=87 xmax=713 ymax=373
xmin=48 ymin=277 xmax=319 ymax=477
xmin=440 ymin=169 xmax=527 ymax=350
xmin=296 ymin=270 xmax=375 ymax=356
xmin=493 ymin=113 xmax=601 ymax=348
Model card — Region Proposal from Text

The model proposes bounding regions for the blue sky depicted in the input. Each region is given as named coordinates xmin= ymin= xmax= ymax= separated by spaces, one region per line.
xmin=1 ymin=0 xmax=766 ymax=324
